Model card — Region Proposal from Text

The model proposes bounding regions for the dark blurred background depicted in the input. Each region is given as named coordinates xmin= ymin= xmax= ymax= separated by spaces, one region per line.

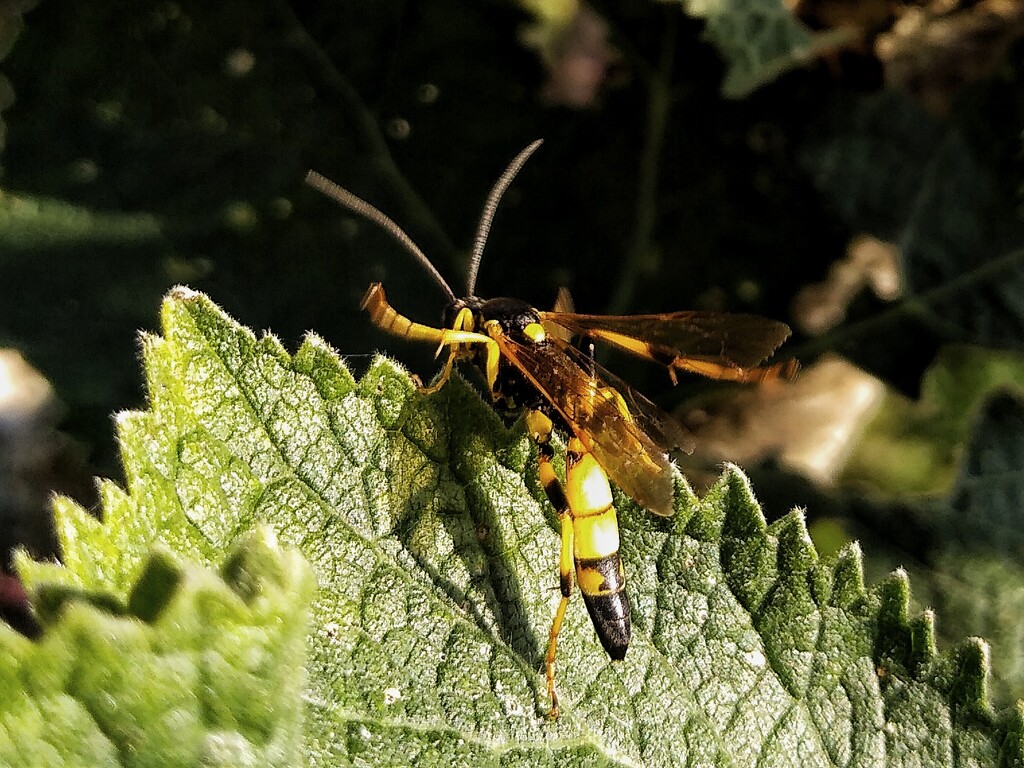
xmin=1 ymin=0 xmax=1023 ymax=702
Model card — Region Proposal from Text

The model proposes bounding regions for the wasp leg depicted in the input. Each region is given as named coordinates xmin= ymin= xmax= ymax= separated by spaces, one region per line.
xmin=526 ymin=410 xmax=631 ymax=720
xmin=545 ymin=574 xmax=571 ymax=720
xmin=420 ymin=342 xmax=459 ymax=395
xmin=669 ymin=356 xmax=800 ymax=383
xmin=527 ymin=409 xmax=573 ymax=719
xmin=362 ymin=283 xmax=498 ymax=393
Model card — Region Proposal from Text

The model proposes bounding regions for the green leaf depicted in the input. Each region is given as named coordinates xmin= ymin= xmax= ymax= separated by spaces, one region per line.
xmin=861 ymin=388 xmax=1024 ymax=710
xmin=667 ymin=0 xmax=850 ymax=98
xmin=5 ymin=527 xmax=314 ymax=767
xmin=845 ymin=346 xmax=1024 ymax=497
xmin=18 ymin=288 xmax=1024 ymax=765
xmin=899 ymin=551 xmax=1024 ymax=715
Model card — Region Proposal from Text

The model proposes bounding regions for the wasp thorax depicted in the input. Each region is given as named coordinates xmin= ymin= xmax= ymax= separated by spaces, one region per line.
xmin=477 ymin=297 xmax=541 ymax=337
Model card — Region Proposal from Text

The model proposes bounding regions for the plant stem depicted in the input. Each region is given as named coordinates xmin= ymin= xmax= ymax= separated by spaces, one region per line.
xmin=793 ymin=245 xmax=1024 ymax=361
xmin=607 ymin=14 xmax=676 ymax=315
xmin=283 ymin=2 xmax=457 ymax=261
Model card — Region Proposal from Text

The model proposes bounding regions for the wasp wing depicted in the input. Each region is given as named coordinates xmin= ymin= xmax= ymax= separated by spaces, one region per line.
xmin=491 ymin=332 xmax=688 ymax=517
xmin=554 ymin=339 xmax=696 ymax=455
xmin=542 ymin=287 xmax=576 ymax=344
xmin=541 ymin=310 xmax=798 ymax=382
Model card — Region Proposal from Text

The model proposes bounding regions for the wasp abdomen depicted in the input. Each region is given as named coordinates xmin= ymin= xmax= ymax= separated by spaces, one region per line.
xmin=566 ymin=440 xmax=631 ymax=659
xmin=577 ymin=555 xmax=631 ymax=659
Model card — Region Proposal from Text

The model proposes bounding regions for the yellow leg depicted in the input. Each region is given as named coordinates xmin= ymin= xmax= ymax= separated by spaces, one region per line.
xmin=544 ymin=500 xmax=575 ymax=720
xmin=420 ymin=347 xmax=458 ymax=394
xmin=537 ymin=423 xmax=631 ymax=718
xmin=362 ymin=283 xmax=502 ymax=394
xmin=545 ymin=593 xmax=570 ymax=720
xmin=531 ymin=408 xmax=577 ymax=719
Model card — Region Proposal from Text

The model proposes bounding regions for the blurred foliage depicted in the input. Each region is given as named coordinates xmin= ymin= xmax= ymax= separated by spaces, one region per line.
xmin=1 ymin=0 xmax=1023 ymax=713
xmin=845 ymin=346 xmax=1024 ymax=496
xmin=0 ymin=0 xmax=858 ymax=479
xmin=6 ymin=528 xmax=313 ymax=766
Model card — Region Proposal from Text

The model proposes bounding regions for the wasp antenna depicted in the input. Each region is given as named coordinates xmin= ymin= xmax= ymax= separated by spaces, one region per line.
xmin=465 ymin=139 xmax=544 ymax=297
xmin=305 ymin=170 xmax=458 ymax=303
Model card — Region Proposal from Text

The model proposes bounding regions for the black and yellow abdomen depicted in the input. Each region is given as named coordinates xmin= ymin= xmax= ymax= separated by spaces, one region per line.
xmin=565 ymin=438 xmax=631 ymax=659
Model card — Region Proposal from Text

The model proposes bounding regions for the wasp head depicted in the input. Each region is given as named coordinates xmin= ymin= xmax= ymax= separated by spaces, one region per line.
xmin=443 ymin=296 xmax=541 ymax=340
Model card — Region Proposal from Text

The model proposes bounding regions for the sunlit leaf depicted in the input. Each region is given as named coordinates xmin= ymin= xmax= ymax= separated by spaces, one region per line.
xmin=667 ymin=0 xmax=850 ymax=98
xmin=17 ymin=287 xmax=1022 ymax=765
xmin=6 ymin=528 xmax=314 ymax=767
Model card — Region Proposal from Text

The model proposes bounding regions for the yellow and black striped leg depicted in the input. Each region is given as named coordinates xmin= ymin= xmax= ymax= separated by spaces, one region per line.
xmin=527 ymin=409 xmax=572 ymax=718
xmin=544 ymin=512 xmax=573 ymax=720
xmin=526 ymin=410 xmax=631 ymax=719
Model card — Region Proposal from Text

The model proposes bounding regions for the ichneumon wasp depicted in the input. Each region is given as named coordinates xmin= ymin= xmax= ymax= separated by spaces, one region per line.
xmin=306 ymin=140 xmax=797 ymax=717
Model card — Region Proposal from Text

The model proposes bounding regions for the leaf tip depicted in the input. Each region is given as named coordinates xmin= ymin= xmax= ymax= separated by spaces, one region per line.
xmin=773 ymin=509 xmax=817 ymax=574
xmin=717 ymin=463 xmax=767 ymax=539
xmin=166 ymin=284 xmax=201 ymax=301
xmin=948 ymin=637 xmax=991 ymax=718
xmin=830 ymin=540 xmax=866 ymax=607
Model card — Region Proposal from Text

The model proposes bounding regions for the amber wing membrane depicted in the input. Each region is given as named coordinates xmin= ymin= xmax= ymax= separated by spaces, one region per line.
xmin=542 ymin=311 xmax=798 ymax=382
xmin=491 ymin=333 xmax=688 ymax=517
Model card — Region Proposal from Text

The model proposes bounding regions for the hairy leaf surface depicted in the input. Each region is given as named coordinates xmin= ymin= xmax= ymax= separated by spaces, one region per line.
xmin=15 ymin=289 xmax=1024 ymax=766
